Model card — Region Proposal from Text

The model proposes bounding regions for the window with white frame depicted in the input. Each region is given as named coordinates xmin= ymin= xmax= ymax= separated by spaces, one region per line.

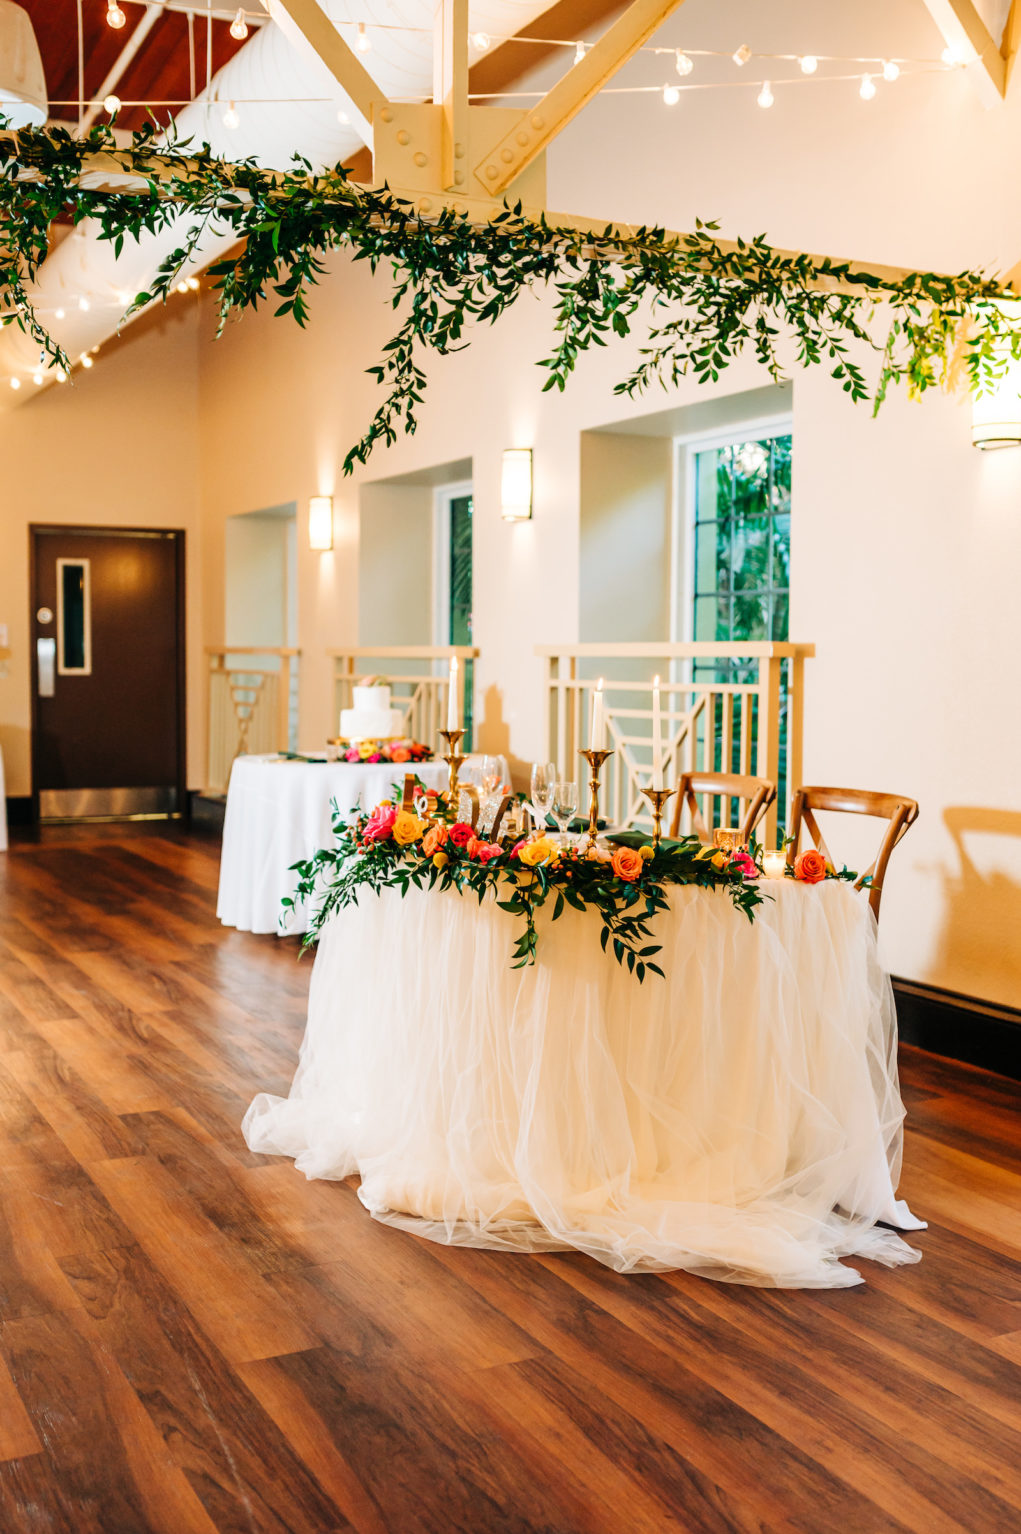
xmin=433 ymin=481 xmax=474 ymax=746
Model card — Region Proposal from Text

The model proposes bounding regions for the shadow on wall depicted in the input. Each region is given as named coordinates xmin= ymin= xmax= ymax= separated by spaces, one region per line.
xmin=476 ymin=684 xmax=518 ymax=781
xmin=936 ymin=807 xmax=1021 ymax=1004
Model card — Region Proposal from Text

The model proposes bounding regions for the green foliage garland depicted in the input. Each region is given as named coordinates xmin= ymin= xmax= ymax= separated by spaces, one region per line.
xmin=286 ymin=792 xmax=767 ymax=981
xmin=3 ymin=121 xmax=1020 ymax=473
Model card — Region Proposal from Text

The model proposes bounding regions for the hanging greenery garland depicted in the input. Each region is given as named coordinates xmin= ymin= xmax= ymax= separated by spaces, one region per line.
xmin=2 ymin=120 xmax=1019 ymax=471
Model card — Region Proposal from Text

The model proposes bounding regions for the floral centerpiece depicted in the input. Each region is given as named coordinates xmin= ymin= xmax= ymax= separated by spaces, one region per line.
xmin=287 ymin=779 xmax=863 ymax=982
xmin=339 ymin=739 xmax=433 ymax=765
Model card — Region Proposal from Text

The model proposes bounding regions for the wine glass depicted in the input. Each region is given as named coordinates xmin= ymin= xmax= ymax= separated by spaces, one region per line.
xmin=551 ymin=780 xmax=578 ymax=847
xmin=480 ymin=755 xmax=502 ymax=794
xmin=530 ymin=760 xmax=556 ymax=830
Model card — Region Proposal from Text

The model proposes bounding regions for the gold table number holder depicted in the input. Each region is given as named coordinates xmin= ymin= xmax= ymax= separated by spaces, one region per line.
xmin=641 ymin=786 xmax=676 ymax=850
xmin=439 ymin=728 xmax=466 ymax=803
xmin=579 ymin=748 xmax=614 ymax=850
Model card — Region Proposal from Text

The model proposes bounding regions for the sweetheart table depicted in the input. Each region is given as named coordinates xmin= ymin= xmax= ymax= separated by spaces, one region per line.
xmin=217 ymin=754 xmax=450 ymax=934
xmin=243 ymin=875 xmax=925 ymax=1288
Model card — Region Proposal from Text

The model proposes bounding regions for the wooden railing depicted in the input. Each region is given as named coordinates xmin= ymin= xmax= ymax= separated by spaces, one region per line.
xmin=329 ymin=646 xmax=480 ymax=747
xmin=537 ymin=642 xmax=814 ymax=843
xmin=205 ymin=647 xmax=299 ymax=794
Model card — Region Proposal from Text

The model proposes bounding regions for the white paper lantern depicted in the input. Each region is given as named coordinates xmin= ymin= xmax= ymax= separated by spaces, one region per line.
xmin=0 ymin=0 xmax=47 ymax=128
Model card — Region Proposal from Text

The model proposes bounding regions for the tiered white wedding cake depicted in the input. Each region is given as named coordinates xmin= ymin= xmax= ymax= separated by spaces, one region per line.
xmin=340 ymin=684 xmax=404 ymax=741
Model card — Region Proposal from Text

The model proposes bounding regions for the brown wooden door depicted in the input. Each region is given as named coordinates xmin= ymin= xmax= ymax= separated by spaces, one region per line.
xmin=30 ymin=527 xmax=185 ymax=821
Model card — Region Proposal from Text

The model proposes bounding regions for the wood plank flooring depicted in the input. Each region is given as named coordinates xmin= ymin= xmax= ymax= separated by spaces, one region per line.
xmin=0 ymin=824 xmax=1018 ymax=1534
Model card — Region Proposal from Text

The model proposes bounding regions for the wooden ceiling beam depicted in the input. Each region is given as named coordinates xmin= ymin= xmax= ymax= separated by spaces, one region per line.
xmin=473 ymin=0 xmax=689 ymax=196
xmin=918 ymin=0 xmax=1006 ymax=105
xmin=259 ymin=0 xmax=390 ymax=147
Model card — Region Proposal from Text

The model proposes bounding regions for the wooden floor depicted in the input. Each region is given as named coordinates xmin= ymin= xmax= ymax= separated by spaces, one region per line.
xmin=0 ymin=827 xmax=1018 ymax=1534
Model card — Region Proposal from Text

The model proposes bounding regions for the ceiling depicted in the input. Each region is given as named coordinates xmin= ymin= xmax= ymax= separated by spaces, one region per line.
xmin=25 ymin=1 xmax=254 ymax=132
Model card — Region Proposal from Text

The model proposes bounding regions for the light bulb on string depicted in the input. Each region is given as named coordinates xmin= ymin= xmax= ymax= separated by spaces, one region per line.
xmin=882 ymin=59 xmax=900 ymax=81
xmin=859 ymin=73 xmax=876 ymax=100
xmin=356 ymin=23 xmax=371 ymax=53
xmin=78 ymin=296 xmax=90 ymax=312
xmin=663 ymin=84 xmax=680 ymax=105
xmin=574 ymin=41 xmax=586 ymax=64
xmin=186 ymin=276 xmax=200 ymax=292
xmin=757 ymin=80 xmax=774 ymax=108
xmin=223 ymin=101 xmax=240 ymax=130
xmin=9 ymin=376 xmax=20 ymax=390
xmin=106 ymin=2 xmax=126 ymax=28
xmin=55 ymin=367 xmax=67 ymax=383
xmin=733 ymin=43 xmax=751 ymax=66
xmin=229 ymin=8 xmax=248 ymax=41
xmin=176 ymin=281 xmax=189 ymax=295
xmin=471 ymin=31 xmax=490 ymax=51
xmin=941 ymin=43 xmax=965 ymax=65
xmin=799 ymin=55 xmax=818 ymax=75
xmin=337 ymin=108 xmax=349 ymax=124
xmin=32 ymin=372 xmax=42 ymax=386
xmin=80 ymin=354 xmax=94 ymax=369
xmin=55 ymin=307 xmax=65 ymax=319
xmin=675 ymin=50 xmax=693 ymax=76
xmin=103 ymin=94 xmax=120 ymax=116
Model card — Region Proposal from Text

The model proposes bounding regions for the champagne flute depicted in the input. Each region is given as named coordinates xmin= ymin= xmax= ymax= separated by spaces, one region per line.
xmin=530 ymin=760 xmax=556 ymax=830
xmin=481 ymin=755 xmax=502 ymax=794
xmin=551 ymin=780 xmax=578 ymax=847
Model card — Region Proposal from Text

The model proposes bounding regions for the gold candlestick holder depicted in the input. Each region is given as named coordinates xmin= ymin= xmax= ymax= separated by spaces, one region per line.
xmin=579 ymin=748 xmax=614 ymax=850
xmin=641 ymin=786 xmax=676 ymax=849
xmin=439 ymin=728 xmax=466 ymax=803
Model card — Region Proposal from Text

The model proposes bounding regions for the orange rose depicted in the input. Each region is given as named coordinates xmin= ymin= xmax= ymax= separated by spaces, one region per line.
xmin=611 ymin=846 xmax=644 ymax=883
xmin=794 ymin=848 xmax=827 ymax=884
xmin=391 ymin=747 xmax=411 ymax=763
xmin=422 ymin=823 xmax=448 ymax=856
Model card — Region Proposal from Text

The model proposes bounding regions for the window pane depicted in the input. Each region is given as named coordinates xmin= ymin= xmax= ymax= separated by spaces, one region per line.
xmin=696 ymin=446 xmax=732 ymax=524
xmin=771 ymin=437 xmax=792 ymax=514
xmin=770 ymin=513 xmax=791 ymax=591
xmin=771 ymin=593 xmax=789 ymax=640
xmin=732 ymin=592 xmax=768 ymax=640
xmin=694 ymin=593 xmax=731 ymax=642
xmin=732 ymin=441 xmax=769 ymax=522
xmin=731 ymin=518 xmax=771 ymax=592
xmin=694 ymin=520 xmax=730 ymax=593
xmin=58 ymin=560 xmax=89 ymax=672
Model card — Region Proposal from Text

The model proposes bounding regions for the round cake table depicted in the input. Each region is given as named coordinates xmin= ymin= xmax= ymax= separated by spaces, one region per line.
xmin=243 ymin=876 xmax=925 ymax=1288
xmin=217 ymin=754 xmax=450 ymax=934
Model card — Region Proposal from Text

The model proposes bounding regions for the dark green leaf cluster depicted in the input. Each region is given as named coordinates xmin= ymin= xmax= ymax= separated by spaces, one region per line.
xmin=3 ymin=123 xmax=1017 ymax=471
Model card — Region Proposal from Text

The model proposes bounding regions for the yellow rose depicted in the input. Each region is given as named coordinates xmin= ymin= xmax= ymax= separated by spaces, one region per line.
xmin=432 ymin=852 xmax=449 ymax=870
xmin=392 ymin=810 xmax=426 ymax=847
xmin=519 ymin=836 xmax=559 ymax=868
xmin=639 ymin=845 xmax=655 ymax=862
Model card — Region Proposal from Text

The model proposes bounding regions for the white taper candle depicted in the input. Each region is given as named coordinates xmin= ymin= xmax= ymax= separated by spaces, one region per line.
xmin=447 ymin=656 xmax=459 ymax=731
xmin=652 ymin=675 xmax=663 ymax=789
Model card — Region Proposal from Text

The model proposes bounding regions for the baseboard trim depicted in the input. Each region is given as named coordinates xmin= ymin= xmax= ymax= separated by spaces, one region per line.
xmin=892 ymin=976 xmax=1020 ymax=1082
xmin=4 ymin=796 xmax=32 ymax=827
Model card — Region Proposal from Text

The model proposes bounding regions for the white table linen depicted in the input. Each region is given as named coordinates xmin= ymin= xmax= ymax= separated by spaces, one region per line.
xmin=243 ymin=877 xmax=925 ymax=1288
xmin=217 ymin=754 xmax=449 ymax=934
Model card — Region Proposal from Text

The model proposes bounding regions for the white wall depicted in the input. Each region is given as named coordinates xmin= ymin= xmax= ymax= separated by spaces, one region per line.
xmin=225 ymin=509 xmax=295 ymax=650
xmin=4 ymin=0 xmax=1021 ymax=1009
xmin=0 ymin=305 xmax=203 ymax=797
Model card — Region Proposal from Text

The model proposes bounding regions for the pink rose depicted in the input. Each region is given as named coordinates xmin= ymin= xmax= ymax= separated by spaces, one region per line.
xmin=731 ymin=850 xmax=759 ymax=880
xmin=345 ymin=748 xmax=360 ymax=763
xmin=362 ymin=804 xmax=397 ymax=843
xmin=510 ymin=839 xmax=527 ymax=859
xmin=467 ymin=838 xmax=503 ymax=863
xmin=449 ymin=822 xmax=475 ymax=848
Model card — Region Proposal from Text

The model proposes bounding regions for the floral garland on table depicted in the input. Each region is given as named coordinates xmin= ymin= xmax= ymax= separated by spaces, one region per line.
xmin=286 ymin=785 xmax=861 ymax=982
xmin=339 ymin=739 xmax=433 ymax=765
xmin=3 ymin=123 xmax=1021 ymax=476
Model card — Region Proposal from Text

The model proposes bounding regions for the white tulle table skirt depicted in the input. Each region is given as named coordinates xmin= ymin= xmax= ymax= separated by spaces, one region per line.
xmin=243 ymin=878 xmax=925 ymax=1287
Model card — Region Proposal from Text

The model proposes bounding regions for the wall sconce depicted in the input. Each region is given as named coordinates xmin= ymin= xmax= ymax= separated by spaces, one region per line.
xmin=972 ymin=364 xmax=1021 ymax=449
xmin=501 ymin=448 xmax=533 ymax=521
xmin=308 ymin=495 xmax=334 ymax=550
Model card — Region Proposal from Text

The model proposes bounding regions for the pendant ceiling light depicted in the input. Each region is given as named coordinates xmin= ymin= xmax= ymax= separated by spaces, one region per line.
xmin=0 ymin=0 xmax=47 ymax=128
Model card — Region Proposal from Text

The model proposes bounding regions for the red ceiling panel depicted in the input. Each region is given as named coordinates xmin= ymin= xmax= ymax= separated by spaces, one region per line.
xmin=21 ymin=1 xmax=250 ymax=130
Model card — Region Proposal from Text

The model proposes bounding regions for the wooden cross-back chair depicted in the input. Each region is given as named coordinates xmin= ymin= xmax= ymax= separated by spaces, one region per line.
xmin=787 ymin=786 xmax=919 ymax=921
xmin=669 ymin=771 xmax=776 ymax=845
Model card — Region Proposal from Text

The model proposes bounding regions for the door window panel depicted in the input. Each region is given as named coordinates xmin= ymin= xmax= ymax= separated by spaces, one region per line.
xmin=57 ymin=558 xmax=91 ymax=675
